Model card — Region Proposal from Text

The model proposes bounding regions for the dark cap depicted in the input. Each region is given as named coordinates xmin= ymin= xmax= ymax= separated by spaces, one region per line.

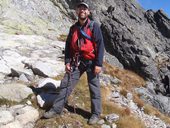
xmin=77 ymin=2 xmax=89 ymax=9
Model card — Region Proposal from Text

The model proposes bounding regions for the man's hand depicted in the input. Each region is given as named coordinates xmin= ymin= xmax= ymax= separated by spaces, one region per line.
xmin=94 ymin=66 xmax=102 ymax=75
xmin=65 ymin=63 xmax=71 ymax=73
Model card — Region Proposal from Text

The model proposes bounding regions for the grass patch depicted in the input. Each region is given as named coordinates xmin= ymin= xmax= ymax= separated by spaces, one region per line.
xmin=57 ymin=34 xmax=67 ymax=42
xmin=143 ymin=104 xmax=170 ymax=125
xmin=120 ymin=88 xmax=128 ymax=97
xmin=35 ymin=113 xmax=101 ymax=128
xmin=101 ymin=87 xmax=145 ymax=128
xmin=143 ymin=104 xmax=160 ymax=116
xmin=68 ymin=73 xmax=91 ymax=110
xmin=52 ymin=73 xmax=65 ymax=80
xmin=0 ymin=98 xmax=18 ymax=106
xmin=20 ymin=94 xmax=39 ymax=109
xmin=101 ymin=86 xmax=131 ymax=116
xmin=133 ymin=93 xmax=145 ymax=109
xmin=103 ymin=62 xmax=145 ymax=91
xmin=117 ymin=115 xmax=145 ymax=128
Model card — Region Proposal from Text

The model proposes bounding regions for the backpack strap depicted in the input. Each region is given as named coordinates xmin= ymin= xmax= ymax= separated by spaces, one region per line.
xmin=79 ymin=29 xmax=92 ymax=40
xmin=89 ymin=20 xmax=94 ymax=32
xmin=79 ymin=20 xmax=94 ymax=41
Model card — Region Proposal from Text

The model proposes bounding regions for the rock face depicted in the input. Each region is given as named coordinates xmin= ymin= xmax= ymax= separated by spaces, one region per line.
xmin=0 ymin=0 xmax=72 ymax=39
xmin=99 ymin=0 xmax=170 ymax=94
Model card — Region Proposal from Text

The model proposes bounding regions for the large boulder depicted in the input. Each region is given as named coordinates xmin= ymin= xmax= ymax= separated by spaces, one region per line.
xmin=99 ymin=0 xmax=170 ymax=94
xmin=0 ymin=83 xmax=33 ymax=102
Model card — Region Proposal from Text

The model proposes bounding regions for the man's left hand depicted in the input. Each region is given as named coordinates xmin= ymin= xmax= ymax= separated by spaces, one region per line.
xmin=94 ymin=66 xmax=102 ymax=75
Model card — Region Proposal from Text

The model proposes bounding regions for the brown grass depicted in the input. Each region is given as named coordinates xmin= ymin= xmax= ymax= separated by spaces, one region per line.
xmin=57 ymin=34 xmax=67 ymax=42
xmin=143 ymin=104 xmax=160 ymax=116
xmin=133 ymin=94 xmax=145 ymax=109
xmin=52 ymin=73 xmax=65 ymax=80
xmin=117 ymin=115 xmax=145 ymax=128
xmin=103 ymin=62 xmax=145 ymax=91
xmin=101 ymin=86 xmax=131 ymax=116
xmin=68 ymin=73 xmax=91 ymax=110
xmin=143 ymin=104 xmax=170 ymax=125
xmin=35 ymin=113 xmax=101 ymax=128
xmin=120 ymin=88 xmax=128 ymax=97
xmin=0 ymin=98 xmax=18 ymax=106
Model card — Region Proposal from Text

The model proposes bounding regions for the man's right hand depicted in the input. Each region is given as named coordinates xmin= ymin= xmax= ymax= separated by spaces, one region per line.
xmin=65 ymin=63 xmax=71 ymax=73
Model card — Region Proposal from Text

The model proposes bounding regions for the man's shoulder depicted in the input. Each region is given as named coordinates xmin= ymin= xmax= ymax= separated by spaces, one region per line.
xmin=89 ymin=20 xmax=100 ymax=33
xmin=92 ymin=21 xmax=99 ymax=28
xmin=70 ymin=22 xmax=79 ymax=30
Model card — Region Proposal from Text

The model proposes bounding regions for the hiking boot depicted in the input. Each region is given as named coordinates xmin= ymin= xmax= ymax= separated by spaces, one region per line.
xmin=88 ymin=115 xmax=100 ymax=125
xmin=43 ymin=109 xmax=60 ymax=119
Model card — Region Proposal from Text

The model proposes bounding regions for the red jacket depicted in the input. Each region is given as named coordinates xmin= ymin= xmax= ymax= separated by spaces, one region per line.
xmin=70 ymin=19 xmax=96 ymax=60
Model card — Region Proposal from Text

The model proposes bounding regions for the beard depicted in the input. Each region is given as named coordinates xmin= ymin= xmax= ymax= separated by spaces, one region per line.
xmin=78 ymin=14 xmax=88 ymax=21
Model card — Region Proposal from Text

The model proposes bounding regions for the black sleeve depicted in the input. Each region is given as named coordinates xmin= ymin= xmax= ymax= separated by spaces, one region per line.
xmin=64 ymin=27 xmax=72 ymax=65
xmin=93 ymin=22 xmax=105 ymax=67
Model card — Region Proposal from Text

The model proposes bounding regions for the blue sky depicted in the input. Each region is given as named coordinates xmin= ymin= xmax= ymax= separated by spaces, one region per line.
xmin=137 ymin=0 xmax=170 ymax=18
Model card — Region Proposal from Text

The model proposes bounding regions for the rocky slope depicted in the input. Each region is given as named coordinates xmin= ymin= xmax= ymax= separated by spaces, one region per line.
xmin=0 ymin=0 xmax=72 ymax=39
xmin=0 ymin=0 xmax=170 ymax=127
xmin=100 ymin=0 xmax=170 ymax=93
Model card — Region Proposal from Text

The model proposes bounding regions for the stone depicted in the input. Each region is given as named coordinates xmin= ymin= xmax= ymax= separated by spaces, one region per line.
xmin=97 ymin=119 xmax=105 ymax=125
xmin=0 ymin=111 xmax=14 ymax=125
xmin=105 ymin=113 xmax=119 ymax=123
xmin=111 ymin=90 xmax=120 ymax=98
xmin=14 ymin=106 xmax=39 ymax=125
xmin=0 ymin=83 xmax=33 ymax=102
xmin=19 ymin=74 xmax=29 ymax=83
xmin=126 ymin=92 xmax=133 ymax=101
xmin=0 ymin=121 xmax=23 ymax=128
xmin=37 ymin=78 xmax=61 ymax=89
xmin=111 ymin=123 xmax=117 ymax=128
xmin=101 ymin=124 xmax=111 ymax=128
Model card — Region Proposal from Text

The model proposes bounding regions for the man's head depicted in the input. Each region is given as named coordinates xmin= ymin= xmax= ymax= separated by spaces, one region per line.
xmin=76 ymin=2 xmax=90 ymax=21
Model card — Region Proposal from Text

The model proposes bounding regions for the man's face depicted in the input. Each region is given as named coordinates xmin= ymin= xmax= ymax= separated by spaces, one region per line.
xmin=76 ymin=5 xmax=90 ymax=20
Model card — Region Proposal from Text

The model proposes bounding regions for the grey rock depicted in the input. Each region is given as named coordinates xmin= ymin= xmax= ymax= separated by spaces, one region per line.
xmin=100 ymin=74 xmax=121 ymax=86
xmin=126 ymin=92 xmax=133 ymax=101
xmin=104 ymin=52 xmax=124 ymax=69
xmin=105 ymin=113 xmax=119 ymax=123
xmin=97 ymin=119 xmax=105 ymax=125
xmin=19 ymin=74 xmax=29 ymax=82
xmin=14 ymin=106 xmax=39 ymax=125
xmin=128 ymin=100 xmax=138 ymax=111
xmin=111 ymin=123 xmax=117 ymax=128
xmin=37 ymin=78 xmax=61 ymax=89
xmin=146 ymin=81 xmax=156 ymax=94
xmin=0 ymin=83 xmax=33 ymax=102
xmin=98 ymin=0 xmax=170 ymax=95
xmin=111 ymin=91 xmax=120 ymax=98
xmin=0 ymin=121 xmax=23 ymax=128
xmin=0 ymin=105 xmax=39 ymax=128
xmin=135 ymin=87 xmax=170 ymax=115
xmin=0 ymin=0 xmax=72 ymax=38
xmin=0 ymin=111 xmax=14 ymax=125
xmin=101 ymin=124 xmax=111 ymax=128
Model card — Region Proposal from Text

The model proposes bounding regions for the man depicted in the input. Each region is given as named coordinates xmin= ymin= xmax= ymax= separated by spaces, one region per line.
xmin=43 ymin=1 xmax=104 ymax=125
